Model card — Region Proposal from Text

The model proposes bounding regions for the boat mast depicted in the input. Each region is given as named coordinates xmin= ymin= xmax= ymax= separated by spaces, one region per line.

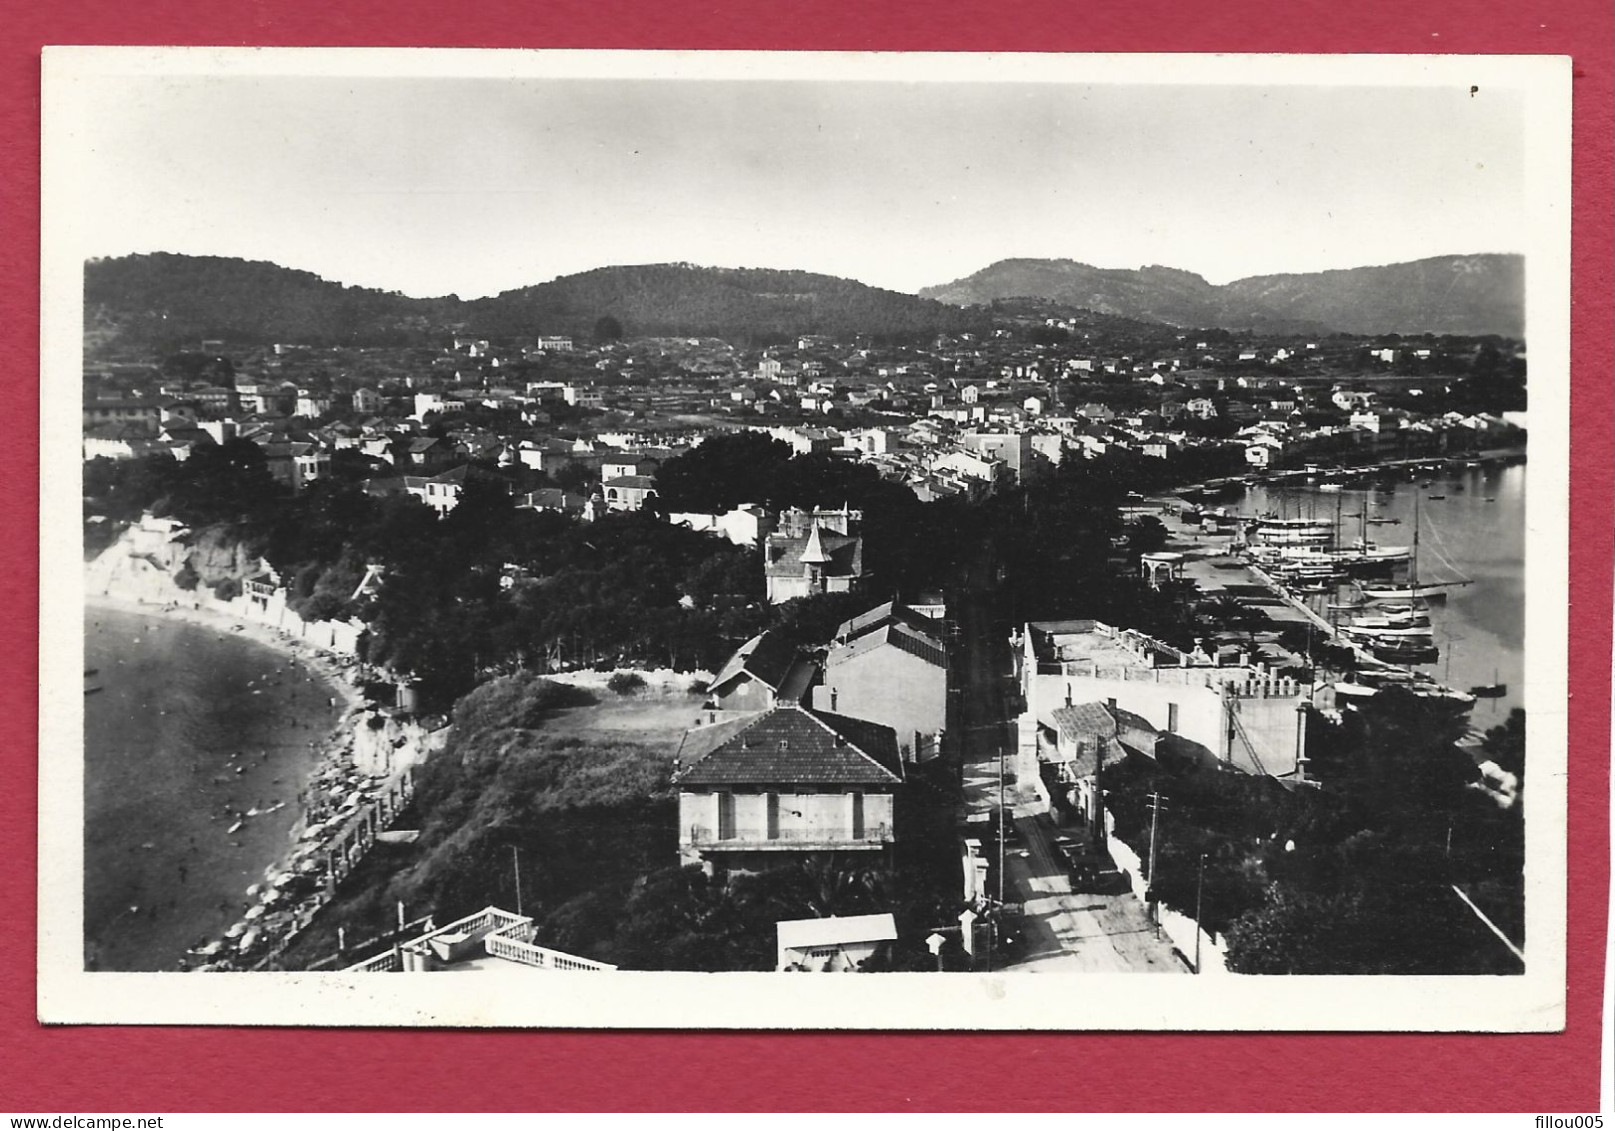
xmin=1409 ymin=493 xmax=1421 ymax=596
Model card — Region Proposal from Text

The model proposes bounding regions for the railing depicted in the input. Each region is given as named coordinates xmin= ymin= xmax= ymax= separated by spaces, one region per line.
xmin=344 ymin=948 xmax=402 ymax=972
xmin=405 ymin=906 xmax=528 ymax=951
xmin=686 ymin=824 xmax=893 ymax=847
xmin=484 ymin=932 xmax=616 ymax=971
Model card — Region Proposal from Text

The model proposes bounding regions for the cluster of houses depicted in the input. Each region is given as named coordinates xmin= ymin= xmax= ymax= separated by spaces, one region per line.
xmin=83 ymin=330 xmax=1524 ymax=615
xmin=663 ymin=601 xmax=1320 ymax=901
xmin=670 ymin=597 xmax=951 ymax=874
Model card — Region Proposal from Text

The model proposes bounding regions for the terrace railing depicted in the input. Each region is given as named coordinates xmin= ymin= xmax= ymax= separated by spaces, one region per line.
xmin=686 ymin=824 xmax=893 ymax=847
xmin=483 ymin=932 xmax=615 ymax=971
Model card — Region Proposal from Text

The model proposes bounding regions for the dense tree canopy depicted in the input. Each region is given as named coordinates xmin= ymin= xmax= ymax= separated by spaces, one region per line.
xmin=1103 ymin=688 xmax=1520 ymax=975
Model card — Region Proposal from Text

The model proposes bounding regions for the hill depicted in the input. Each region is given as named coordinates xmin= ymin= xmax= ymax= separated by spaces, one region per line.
xmin=919 ymin=253 xmax=1525 ymax=337
xmin=84 ymin=254 xmax=989 ymax=351
xmin=463 ymin=263 xmax=989 ymax=346
xmin=83 ymin=253 xmax=454 ymax=350
xmin=1220 ymin=255 xmax=1524 ymax=338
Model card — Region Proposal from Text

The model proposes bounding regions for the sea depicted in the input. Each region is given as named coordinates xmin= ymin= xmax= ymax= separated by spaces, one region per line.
xmin=83 ymin=606 xmax=342 ymax=971
xmin=1239 ymin=458 xmax=1528 ymax=726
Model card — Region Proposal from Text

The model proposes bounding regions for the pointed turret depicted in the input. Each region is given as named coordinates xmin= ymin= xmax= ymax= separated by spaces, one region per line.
xmin=800 ymin=522 xmax=832 ymax=565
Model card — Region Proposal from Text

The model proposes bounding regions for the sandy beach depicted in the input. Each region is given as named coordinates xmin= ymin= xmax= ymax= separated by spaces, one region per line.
xmin=84 ymin=601 xmax=355 ymax=970
xmin=86 ymin=590 xmax=366 ymax=716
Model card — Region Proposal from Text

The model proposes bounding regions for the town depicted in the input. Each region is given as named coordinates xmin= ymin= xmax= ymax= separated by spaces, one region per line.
xmin=82 ymin=260 xmax=1528 ymax=978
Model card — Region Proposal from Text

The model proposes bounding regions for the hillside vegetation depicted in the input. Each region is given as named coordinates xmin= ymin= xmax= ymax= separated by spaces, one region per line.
xmin=920 ymin=253 xmax=1525 ymax=337
xmin=85 ymin=254 xmax=988 ymax=351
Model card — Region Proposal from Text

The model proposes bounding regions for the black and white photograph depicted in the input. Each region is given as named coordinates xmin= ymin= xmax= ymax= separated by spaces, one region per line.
xmin=39 ymin=48 xmax=1569 ymax=1029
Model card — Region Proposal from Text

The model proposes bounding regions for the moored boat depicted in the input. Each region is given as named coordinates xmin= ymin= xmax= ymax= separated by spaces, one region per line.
xmin=1370 ymin=638 xmax=1440 ymax=665
xmin=1360 ymin=581 xmax=1459 ymax=602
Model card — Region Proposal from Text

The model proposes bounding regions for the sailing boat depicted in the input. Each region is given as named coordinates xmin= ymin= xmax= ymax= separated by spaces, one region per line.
xmin=1360 ymin=495 xmax=1471 ymax=602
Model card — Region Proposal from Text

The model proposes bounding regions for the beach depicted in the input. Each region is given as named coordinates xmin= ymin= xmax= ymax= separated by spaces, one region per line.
xmin=84 ymin=594 xmax=362 ymax=971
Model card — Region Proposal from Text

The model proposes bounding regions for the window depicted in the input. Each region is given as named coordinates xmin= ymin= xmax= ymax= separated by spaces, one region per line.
xmin=1167 ymin=703 xmax=1179 ymax=734
xmin=717 ymin=791 xmax=735 ymax=840
xmin=851 ymin=792 xmax=865 ymax=839
xmin=766 ymin=793 xmax=780 ymax=840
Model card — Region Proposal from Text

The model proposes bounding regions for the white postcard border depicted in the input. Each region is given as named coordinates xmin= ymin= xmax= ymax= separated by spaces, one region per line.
xmin=38 ymin=46 xmax=1572 ymax=1031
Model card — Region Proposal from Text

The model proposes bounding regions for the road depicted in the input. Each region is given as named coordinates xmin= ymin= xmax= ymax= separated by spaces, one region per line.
xmin=951 ymin=590 xmax=1187 ymax=974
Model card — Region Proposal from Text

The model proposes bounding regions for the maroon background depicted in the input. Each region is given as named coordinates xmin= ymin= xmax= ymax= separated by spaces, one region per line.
xmin=4 ymin=0 xmax=1610 ymax=1112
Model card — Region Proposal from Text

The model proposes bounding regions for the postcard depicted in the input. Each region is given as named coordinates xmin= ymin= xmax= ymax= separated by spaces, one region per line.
xmin=39 ymin=47 xmax=1570 ymax=1029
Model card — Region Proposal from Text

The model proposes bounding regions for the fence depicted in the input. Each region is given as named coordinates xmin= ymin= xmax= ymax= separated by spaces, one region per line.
xmin=250 ymin=774 xmax=419 ymax=970
xmin=1103 ymin=815 xmax=1229 ymax=975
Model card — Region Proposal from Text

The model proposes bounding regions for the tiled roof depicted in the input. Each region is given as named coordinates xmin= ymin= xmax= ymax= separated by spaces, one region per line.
xmin=516 ymin=488 xmax=586 ymax=511
xmin=603 ymin=475 xmax=658 ymax=490
xmin=828 ymin=622 xmax=947 ymax=672
xmin=674 ymin=705 xmax=903 ymax=787
xmin=836 ymin=600 xmax=942 ymax=644
xmin=763 ymin=531 xmax=863 ymax=580
xmin=1042 ymin=702 xmax=1155 ymax=777
xmin=709 ymin=630 xmax=799 ymax=695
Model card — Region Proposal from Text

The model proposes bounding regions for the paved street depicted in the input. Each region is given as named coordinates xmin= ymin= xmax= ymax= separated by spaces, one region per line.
xmin=952 ymin=592 xmax=1187 ymax=974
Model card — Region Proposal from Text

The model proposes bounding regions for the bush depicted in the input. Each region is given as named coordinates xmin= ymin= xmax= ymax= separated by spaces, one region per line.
xmin=447 ymin=672 xmax=599 ymax=748
xmin=212 ymin=577 xmax=242 ymax=601
xmin=173 ymin=562 xmax=199 ymax=591
xmin=607 ymin=671 xmax=648 ymax=695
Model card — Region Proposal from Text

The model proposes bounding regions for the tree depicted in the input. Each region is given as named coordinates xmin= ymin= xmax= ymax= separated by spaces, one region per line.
xmin=161 ymin=437 xmax=284 ymax=528
xmin=1321 ymin=687 xmax=1479 ymax=827
xmin=1224 ymin=883 xmax=1363 ymax=973
xmin=1124 ymin=515 xmax=1169 ymax=558
xmin=654 ymin=432 xmax=794 ymax=513
xmin=593 ymin=314 xmax=624 ymax=343
xmin=1481 ymin=708 xmax=1525 ymax=781
xmin=554 ymin=461 xmax=596 ymax=494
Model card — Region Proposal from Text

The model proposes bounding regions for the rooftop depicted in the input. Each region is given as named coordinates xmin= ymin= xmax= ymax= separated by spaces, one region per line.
xmin=709 ymin=630 xmax=817 ymax=700
xmin=764 ymin=530 xmax=863 ymax=580
xmin=828 ymin=621 xmax=946 ymax=671
xmin=777 ymin=913 xmax=898 ymax=950
xmin=835 ymin=600 xmax=942 ymax=644
xmin=1026 ymin=620 xmax=1156 ymax=670
xmin=344 ymin=906 xmax=614 ymax=974
xmin=673 ymin=704 xmax=903 ymax=788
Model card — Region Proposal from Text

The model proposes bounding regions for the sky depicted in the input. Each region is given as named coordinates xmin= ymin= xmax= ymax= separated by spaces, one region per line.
xmin=52 ymin=64 xmax=1528 ymax=299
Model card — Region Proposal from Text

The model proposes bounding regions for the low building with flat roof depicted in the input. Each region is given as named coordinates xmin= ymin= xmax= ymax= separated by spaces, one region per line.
xmin=1014 ymin=620 xmax=1314 ymax=794
xmin=776 ymin=912 xmax=898 ymax=972
xmin=344 ymin=906 xmax=614 ymax=974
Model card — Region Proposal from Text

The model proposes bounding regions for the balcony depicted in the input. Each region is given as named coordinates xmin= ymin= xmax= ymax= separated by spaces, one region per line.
xmin=685 ymin=824 xmax=893 ymax=851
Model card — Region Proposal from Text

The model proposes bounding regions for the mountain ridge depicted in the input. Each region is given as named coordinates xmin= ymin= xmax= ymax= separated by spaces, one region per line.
xmin=918 ymin=253 xmax=1524 ymax=337
xmin=84 ymin=253 xmax=989 ymax=351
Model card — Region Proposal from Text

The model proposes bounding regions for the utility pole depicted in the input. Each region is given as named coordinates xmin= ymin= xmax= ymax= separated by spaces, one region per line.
xmin=1194 ymin=852 xmax=1206 ymax=974
xmin=997 ymin=744 xmax=1006 ymax=907
xmin=1146 ymin=791 xmax=1168 ymax=934
xmin=511 ymin=845 xmax=524 ymax=916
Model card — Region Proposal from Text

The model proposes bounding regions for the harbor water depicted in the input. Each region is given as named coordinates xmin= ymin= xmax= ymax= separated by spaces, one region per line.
xmin=83 ymin=606 xmax=342 ymax=971
xmin=1239 ymin=459 xmax=1527 ymax=724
